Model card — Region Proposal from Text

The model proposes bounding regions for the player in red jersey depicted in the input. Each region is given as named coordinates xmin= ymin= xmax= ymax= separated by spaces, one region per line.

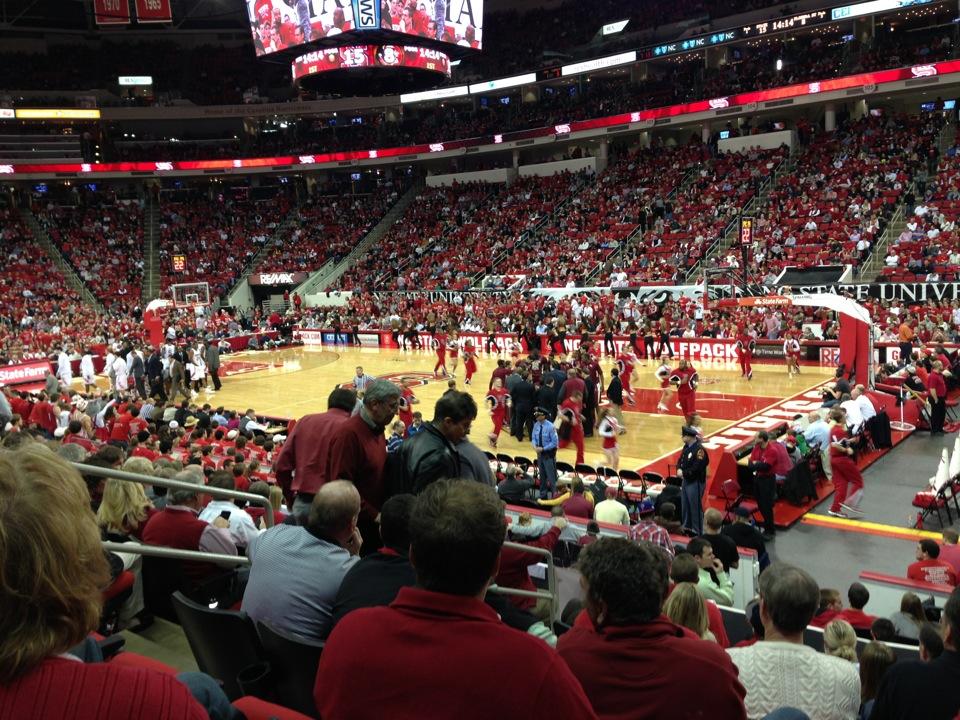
xmin=616 ymin=346 xmax=637 ymax=405
xmin=433 ymin=330 xmax=448 ymax=378
xmin=486 ymin=377 xmax=510 ymax=447
xmin=398 ymin=385 xmax=420 ymax=437
xmin=463 ymin=342 xmax=478 ymax=385
xmin=783 ymin=332 xmax=801 ymax=376
xmin=676 ymin=359 xmax=698 ymax=424
xmin=558 ymin=390 xmax=585 ymax=464
xmin=735 ymin=326 xmax=754 ymax=380
xmin=447 ymin=331 xmax=460 ymax=378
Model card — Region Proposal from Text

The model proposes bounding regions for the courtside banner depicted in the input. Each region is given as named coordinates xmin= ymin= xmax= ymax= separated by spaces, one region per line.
xmin=0 ymin=360 xmax=52 ymax=386
xmin=134 ymin=0 xmax=172 ymax=23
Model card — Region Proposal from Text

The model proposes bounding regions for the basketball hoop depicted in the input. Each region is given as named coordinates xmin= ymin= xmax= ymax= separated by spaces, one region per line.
xmin=170 ymin=282 xmax=211 ymax=309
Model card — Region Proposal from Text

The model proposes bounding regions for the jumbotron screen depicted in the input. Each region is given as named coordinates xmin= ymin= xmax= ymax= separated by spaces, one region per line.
xmin=247 ymin=0 xmax=483 ymax=57
xmin=292 ymin=45 xmax=451 ymax=82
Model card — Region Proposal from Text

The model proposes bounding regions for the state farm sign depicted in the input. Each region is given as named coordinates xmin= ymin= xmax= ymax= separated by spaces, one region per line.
xmin=248 ymin=272 xmax=308 ymax=286
xmin=0 ymin=360 xmax=52 ymax=386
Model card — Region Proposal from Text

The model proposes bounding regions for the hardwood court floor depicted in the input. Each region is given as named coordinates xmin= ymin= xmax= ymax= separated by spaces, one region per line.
xmin=207 ymin=345 xmax=836 ymax=471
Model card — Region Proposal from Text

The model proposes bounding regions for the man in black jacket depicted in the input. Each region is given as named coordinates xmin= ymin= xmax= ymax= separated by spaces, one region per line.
xmin=607 ymin=368 xmax=624 ymax=427
xmin=510 ymin=370 xmax=537 ymax=442
xmin=400 ymin=391 xmax=477 ymax=493
xmin=535 ymin=376 xmax=559 ymax=422
xmin=146 ymin=348 xmax=165 ymax=401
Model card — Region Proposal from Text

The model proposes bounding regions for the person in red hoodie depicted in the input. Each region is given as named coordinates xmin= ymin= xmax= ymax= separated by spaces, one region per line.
xmin=108 ymin=405 xmax=134 ymax=450
xmin=496 ymin=515 xmax=566 ymax=616
xmin=832 ymin=582 xmax=877 ymax=631
xmin=557 ymin=538 xmax=747 ymax=720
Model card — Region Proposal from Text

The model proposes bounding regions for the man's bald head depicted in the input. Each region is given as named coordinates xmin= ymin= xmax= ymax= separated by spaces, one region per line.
xmin=807 ymin=411 xmax=823 ymax=424
xmin=307 ymin=480 xmax=361 ymax=541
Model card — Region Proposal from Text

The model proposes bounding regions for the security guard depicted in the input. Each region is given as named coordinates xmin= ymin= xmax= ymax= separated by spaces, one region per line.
xmin=677 ymin=425 xmax=709 ymax=535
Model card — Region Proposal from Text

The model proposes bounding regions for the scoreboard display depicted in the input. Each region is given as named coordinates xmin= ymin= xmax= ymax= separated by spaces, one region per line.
xmin=172 ymin=254 xmax=186 ymax=272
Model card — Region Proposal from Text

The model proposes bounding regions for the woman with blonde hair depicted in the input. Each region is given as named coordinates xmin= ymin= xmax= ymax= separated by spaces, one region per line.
xmin=823 ymin=618 xmax=858 ymax=662
xmin=663 ymin=583 xmax=716 ymax=642
xmin=0 ymin=444 xmax=214 ymax=717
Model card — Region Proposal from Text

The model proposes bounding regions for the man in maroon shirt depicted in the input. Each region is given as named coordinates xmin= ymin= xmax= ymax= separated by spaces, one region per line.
xmin=326 ymin=379 xmax=401 ymax=551
xmin=496 ymin=515 xmax=567 ymax=615
xmin=940 ymin=529 xmax=960 ymax=576
xmin=314 ymin=480 xmax=598 ymax=720
xmin=275 ymin=387 xmax=357 ymax=516
xmin=27 ymin=392 xmax=58 ymax=438
xmin=557 ymin=538 xmax=747 ymax=719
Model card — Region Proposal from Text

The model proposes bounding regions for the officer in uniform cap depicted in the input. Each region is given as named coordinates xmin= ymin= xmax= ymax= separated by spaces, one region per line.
xmin=677 ymin=425 xmax=709 ymax=535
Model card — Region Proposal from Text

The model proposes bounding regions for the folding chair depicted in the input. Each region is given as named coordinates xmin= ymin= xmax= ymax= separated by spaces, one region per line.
xmin=497 ymin=453 xmax=516 ymax=472
xmin=575 ymin=463 xmax=597 ymax=481
xmin=556 ymin=461 xmax=576 ymax=479
xmin=719 ymin=478 xmax=761 ymax=524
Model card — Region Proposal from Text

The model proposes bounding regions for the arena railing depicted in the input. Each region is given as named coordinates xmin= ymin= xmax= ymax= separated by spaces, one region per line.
xmin=74 ymin=462 xmax=275 ymax=529
xmin=492 ymin=541 xmax=560 ymax=623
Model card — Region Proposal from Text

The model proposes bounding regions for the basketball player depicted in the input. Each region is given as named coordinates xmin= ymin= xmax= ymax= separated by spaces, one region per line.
xmin=433 ymin=329 xmax=448 ymax=378
xmin=487 ymin=377 xmax=510 ymax=448
xmin=616 ymin=346 xmax=637 ymax=405
xmin=463 ymin=342 xmax=478 ymax=385
xmin=655 ymin=354 xmax=674 ymax=413
xmin=558 ymin=389 xmax=586 ymax=465
xmin=735 ymin=326 xmax=754 ymax=380
xmin=447 ymin=330 xmax=460 ymax=378
xmin=398 ymin=384 xmax=420 ymax=436
xmin=80 ymin=348 xmax=97 ymax=392
xmin=784 ymin=332 xmax=801 ymax=376
xmin=676 ymin=359 xmax=698 ymax=425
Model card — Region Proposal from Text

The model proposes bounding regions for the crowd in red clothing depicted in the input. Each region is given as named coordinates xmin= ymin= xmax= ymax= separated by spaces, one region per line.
xmin=36 ymin=195 xmax=144 ymax=311
xmin=255 ymin=181 xmax=403 ymax=274
xmin=159 ymin=192 xmax=290 ymax=297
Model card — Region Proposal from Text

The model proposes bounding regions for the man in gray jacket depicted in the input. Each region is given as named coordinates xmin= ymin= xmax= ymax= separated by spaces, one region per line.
xmin=205 ymin=340 xmax=222 ymax=391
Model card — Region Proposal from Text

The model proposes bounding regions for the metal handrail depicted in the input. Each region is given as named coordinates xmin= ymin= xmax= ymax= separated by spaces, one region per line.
xmin=74 ymin=462 xmax=275 ymax=528
xmin=102 ymin=540 xmax=251 ymax=567
xmin=501 ymin=539 xmax=559 ymax=623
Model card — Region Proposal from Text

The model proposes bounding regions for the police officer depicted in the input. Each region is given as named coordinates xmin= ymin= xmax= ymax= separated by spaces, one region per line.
xmin=677 ymin=425 xmax=709 ymax=535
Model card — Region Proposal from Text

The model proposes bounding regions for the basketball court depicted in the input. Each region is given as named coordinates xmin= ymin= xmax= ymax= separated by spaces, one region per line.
xmin=201 ymin=344 xmax=836 ymax=471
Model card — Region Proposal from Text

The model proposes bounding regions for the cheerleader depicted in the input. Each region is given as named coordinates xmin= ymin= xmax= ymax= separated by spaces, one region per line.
xmin=784 ymin=333 xmax=801 ymax=376
xmin=734 ymin=325 xmax=754 ymax=380
xmin=486 ymin=377 xmax=510 ymax=447
xmin=447 ymin=331 xmax=460 ymax=378
xmin=596 ymin=407 xmax=620 ymax=470
xmin=463 ymin=342 xmax=478 ymax=385
xmin=655 ymin=355 xmax=674 ymax=413
xmin=509 ymin=338 xmax=523 ymax=362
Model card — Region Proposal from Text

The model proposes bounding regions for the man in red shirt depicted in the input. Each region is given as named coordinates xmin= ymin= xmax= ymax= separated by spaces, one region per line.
xmin=940 ymin=529 xmax=960 ymax=576
xmin=314 ymin=480 xmax=597 ymax=720
xmin=274 ymin=387 xmax=357 ymax=516
xmin=558 ymin=538 xmax=746 ymax=719
xmin=558 ymin=390 xmax=585 ymax=464
xmin=827 ymin=406 xmax=865 ymax=518
xmin=496 ymin=515 xmax=566 ymax=614
xmin=833 ymin=582 xmax=877 ymax=630
xmin=28 ymin=392 xmax=58 ymax=438
xmin=908 ymin=539 xmax=958 ymax=586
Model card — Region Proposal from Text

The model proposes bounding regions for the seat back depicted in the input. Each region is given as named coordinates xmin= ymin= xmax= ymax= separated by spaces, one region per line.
xmin=619 ymin=469 xmax=642 ymax=482
xmin=556 ymin=461 xmax=576 ymax=475
xmin=575 ymin=463 xmax=597 ymax=479
xmin=172 ymin=591 xmax=264 ymax=700
xmin=257 ymin=622 xmax=324 ymax=718
xmin=143 ymin=555 xmax=189 ymax=622
xmin=721 ymin=478 xmax=740 ymax=499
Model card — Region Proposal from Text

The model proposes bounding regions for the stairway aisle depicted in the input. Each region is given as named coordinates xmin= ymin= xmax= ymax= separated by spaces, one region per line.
xmin=19 ymin=207 xmax=105 ymax=313
xmin=143 ymin=195 xmax=161 ymax=303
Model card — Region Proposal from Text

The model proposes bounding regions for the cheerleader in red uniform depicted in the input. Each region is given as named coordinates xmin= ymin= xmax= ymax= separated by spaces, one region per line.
xmin=655 ymin=355 xmax=673 ymax=413
xmin=784 ymin=332 xmax=801 ymax=376
xmin=463 ymin=342 xmax=478 ymax=385
xmin=447 ymin=331 xmax=460 ymax=378
xmin=433 ymin=330 xmax=448 ymax=377
xmin=486 ymin=377 xmax=510 ymax=447
xmin=596 ymin=407 xmax=620 ymax=470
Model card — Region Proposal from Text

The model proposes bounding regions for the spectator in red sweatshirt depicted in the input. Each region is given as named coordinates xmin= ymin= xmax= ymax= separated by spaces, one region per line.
xmin=908 ymin=538 xmax=958 ymax=586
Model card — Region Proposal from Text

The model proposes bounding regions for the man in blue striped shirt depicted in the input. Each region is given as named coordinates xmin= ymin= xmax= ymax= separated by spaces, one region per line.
xmin=532 ymin=407 xmax=559 ymax=499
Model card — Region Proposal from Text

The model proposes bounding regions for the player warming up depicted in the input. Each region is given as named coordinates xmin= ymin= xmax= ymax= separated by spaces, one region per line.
xmin=735 ymin=327 xmax=754 ymax=380
xmin=487 ymin=377 xmax=510 ymax=448
xmin=672 ymin=359 xmax=698 ymax=425
xmin=463 ymin=342 xmax=478 ymax=385
xmin=616 ymin=346 xmax=637 ymax=405
xmin=433 ymin=330 xmax=448 ymax=378
xmin=398 ymin=384 xmax=420 ymax=437
xmin=558 ymin=390 xmax=586 ymax=464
